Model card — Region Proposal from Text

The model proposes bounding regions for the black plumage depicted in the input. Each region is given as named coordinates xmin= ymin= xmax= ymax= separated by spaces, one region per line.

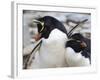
xmin=66 ymin=33 xmax=91 ymax=63
xmin=66 ymin=40 xmax=86 ymax=52
xmin=36 ymin=16 xmax=68 ymax=39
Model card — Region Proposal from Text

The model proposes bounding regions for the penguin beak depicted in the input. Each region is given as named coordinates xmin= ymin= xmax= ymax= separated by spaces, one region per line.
xmin=33 ymin=19 xmax=42 ymax=41
xmin=33 ymin=33 xmax=42 ymax=41
xmin=80 ymin=41 xmax=87 ymax=48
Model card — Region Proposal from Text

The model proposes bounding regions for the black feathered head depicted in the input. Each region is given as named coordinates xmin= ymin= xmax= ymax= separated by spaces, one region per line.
xmin=66 ymin=33 xmax=87 ymax=52
xmin=33 ymin=16 xmax=68 ymax=41
xmin=66 ymin=39 xmax=87 ymax=52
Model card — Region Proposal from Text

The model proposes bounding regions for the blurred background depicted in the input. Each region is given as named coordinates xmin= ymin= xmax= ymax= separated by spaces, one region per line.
xmin=23 ymin=10 xmax=91 ymax=48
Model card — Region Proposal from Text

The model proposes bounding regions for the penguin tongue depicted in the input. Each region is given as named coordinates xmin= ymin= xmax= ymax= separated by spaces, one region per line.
xmin=33 ymin=33 xmax=41 ymax=41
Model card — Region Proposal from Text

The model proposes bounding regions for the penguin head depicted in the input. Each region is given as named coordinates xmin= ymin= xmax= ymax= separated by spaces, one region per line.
xmin=33 ymin=16 xmax=68 ymax=41
xmin=66 ymin=39 xmax=87 ymax=53
xmin=71 ymin=33 xmax=87 ymax=47
xmin=66 ymin=33 xmax=87 ymax=52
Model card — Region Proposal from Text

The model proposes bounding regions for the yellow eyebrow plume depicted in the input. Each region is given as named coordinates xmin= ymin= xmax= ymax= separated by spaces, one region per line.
xmin=40 ymin=22 xmax=44 ymax=32
xmin=33 ymin=20 xmax=44 ymax=32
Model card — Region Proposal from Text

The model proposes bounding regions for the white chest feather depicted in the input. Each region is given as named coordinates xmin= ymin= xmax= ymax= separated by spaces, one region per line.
xmin=65 ymin=47 xmax=90 ymax=67
xmin=29 ymin=29 xmax=68 ymax=68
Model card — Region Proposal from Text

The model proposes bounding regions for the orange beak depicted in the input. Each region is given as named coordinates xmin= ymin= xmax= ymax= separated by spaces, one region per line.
xmin=80 ymin=41 xmax=87 ymax=48
xmin=33 ymin=33 xmax=41 ymax=41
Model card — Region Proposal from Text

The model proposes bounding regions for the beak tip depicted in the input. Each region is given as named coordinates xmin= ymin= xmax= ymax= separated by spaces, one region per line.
xmin=81 ymin=42 xmax=87 ymax=48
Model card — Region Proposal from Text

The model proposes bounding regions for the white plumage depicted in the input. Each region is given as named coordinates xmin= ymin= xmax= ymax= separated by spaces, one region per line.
xmin=65 ymin=47 xmax=90 ymax=67
xmin=28 ymin=29 xmax=68 ymax=69
xmin=24 ymin=29 xmax=90 ymax=69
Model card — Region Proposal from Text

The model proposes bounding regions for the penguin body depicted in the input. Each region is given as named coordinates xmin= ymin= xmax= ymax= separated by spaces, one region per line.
xmin=28 ymin=16 xmax=69 ymax=68
xmin=29 ymin=29 xmax=68 ymax=68
xmin=71 ymin=33 xmax=91 ymax=61
xmin=65 ymin=47 xmax=90 ymax=67
xmin=65 ymin=33 xmax=91 ymax=67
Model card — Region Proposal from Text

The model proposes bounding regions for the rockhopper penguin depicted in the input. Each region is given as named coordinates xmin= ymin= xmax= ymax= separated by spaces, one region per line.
xmin=29 ymin=16 xmax=69 ymax=68
xmin=65 ymin=33 xmax=91 ymax=67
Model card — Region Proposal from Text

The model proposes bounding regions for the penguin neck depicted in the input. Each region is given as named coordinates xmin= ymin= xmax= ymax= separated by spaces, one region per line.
xmin=42 ymin=28 xmax=68 ymax=45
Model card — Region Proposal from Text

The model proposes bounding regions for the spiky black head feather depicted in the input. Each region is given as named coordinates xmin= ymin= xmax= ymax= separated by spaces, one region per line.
xmin=35 ymin=16 xmax=68 ymax=39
